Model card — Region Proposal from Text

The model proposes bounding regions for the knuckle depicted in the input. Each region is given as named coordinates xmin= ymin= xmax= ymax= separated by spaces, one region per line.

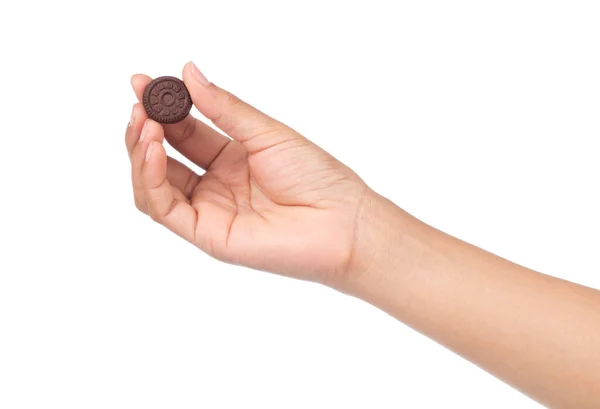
xmin=225 ymin=91 xmax=243 ymax=109
xmin=149 ymin=210 xmax=162 ymax=223
xmin=178 ymin=117 xmax=197 ymax=145
xmin=134 ymin=197 xmax=146 ymax=213
xmin=216 ymin=92 xmax=246 ymax=135
xmin=183 ymin=171 xmax=200 ymax=198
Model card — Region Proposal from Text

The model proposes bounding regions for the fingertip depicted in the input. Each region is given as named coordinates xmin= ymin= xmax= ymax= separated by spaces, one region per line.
xmin=147 ymin=139 xmax=165 ymax=160
xmin=143 ymin=141 xmax=167 ymax=187
xmin=181 ymin=63 xmax=195 ymax=88
xmin=130 ymin=74 xmax=143 ymax=91
xmin=182 ymin=64 xmax=221 ymax=124
xmin=126 ymin=103 xmax=150 ymax=156
xmin=132 ymin=102 xmax=145 ymax=121
xmin=183 ymin=61 xmax=193 ymax=77
xmin=144 ymin=119 xmax=165 ymax=141
xmin=145 ymin=140 xmax=155 ymax=162
xmin=131 ymin=73 xmax=151 ymax=85
xmin=131 ymin=74 xmax=153 ymax=101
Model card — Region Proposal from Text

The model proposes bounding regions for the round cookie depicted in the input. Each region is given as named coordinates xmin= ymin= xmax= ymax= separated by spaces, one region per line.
xmin=142 ymin=76 xmax=192 ymax=124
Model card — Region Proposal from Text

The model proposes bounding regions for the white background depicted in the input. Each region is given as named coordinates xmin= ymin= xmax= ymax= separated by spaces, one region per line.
xmin=1 ymin=1 xmax=599 ymax=408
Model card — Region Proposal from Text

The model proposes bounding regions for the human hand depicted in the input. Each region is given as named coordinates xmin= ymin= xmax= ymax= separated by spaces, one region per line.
xmin=124 ymin=63 xmax=600 ymax=409
xmin=125 ymin=62 xmax=369 ymax=288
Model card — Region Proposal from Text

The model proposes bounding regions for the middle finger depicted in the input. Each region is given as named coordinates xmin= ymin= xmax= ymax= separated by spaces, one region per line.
xmin=131 ymin=74 xmax=232 ymax=170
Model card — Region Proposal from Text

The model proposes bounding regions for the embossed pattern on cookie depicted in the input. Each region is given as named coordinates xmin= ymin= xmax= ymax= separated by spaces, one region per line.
xmin=142 ymin=76 xmax=192 ymax=124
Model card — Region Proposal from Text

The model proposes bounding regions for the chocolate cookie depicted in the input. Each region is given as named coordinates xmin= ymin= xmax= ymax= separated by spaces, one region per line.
xmin=142 ymin=76 xmax=192 ymax=124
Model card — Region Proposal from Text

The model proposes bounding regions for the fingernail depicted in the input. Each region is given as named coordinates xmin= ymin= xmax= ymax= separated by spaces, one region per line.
xmin=140 ymin=119 xmax=149 ymax=142
xmin=128 ymin=106 xmax=135 ymax=127
xmin=189 ymin=61 xmax=210 ymax=86
xmin=145 ymin=142 xmax=154 ymax=162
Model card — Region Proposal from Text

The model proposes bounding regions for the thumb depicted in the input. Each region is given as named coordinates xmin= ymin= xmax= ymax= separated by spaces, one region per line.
xmin=182 ymin=61 xmax=301 ymax=153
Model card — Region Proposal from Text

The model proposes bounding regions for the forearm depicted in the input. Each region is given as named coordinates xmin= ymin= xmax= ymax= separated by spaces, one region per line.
xmin=345 ymin=190 xmax=600 ymax=408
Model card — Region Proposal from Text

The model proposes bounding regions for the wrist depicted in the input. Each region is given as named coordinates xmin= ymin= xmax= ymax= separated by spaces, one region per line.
xmin=341 ymin=189 xmax=437 ymax=301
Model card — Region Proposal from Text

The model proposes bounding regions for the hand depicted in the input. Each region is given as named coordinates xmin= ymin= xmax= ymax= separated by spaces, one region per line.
xmin=125 ymin=64 xmax=600 ymax=409
xmin=125 ymin=62 xmax=369 ymax=287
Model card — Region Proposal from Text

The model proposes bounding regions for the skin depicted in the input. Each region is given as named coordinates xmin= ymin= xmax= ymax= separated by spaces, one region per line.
xmin=126 ymin=62 xmax=600 ymax=408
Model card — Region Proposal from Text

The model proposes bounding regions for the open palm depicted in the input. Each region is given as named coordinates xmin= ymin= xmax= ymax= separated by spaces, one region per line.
xmin=125 ymin=63 xmax=367 ymax=285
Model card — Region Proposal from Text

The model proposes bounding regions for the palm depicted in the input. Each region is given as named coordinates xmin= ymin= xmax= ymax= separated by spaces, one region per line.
xmin=191 ymin=138 xmax=366 ymax=282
